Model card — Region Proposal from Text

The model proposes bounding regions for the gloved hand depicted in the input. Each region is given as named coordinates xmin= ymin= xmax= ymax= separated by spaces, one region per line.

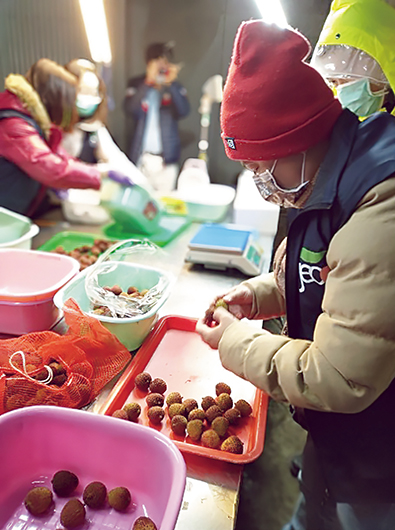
xmin=50 ymin=188 xmax=69 ymax=201
xmin=107 ymin=170 xmax=135 ymax=187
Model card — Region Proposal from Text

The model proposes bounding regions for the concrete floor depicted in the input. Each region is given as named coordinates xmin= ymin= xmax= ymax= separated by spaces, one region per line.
xmin=235 ymin=400 xmax=307 ymax=530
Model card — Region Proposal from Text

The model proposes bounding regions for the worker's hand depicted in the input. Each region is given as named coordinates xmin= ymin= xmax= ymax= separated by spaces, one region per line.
xmin=107 ymin=170 xmax=135 ymax=187
xmin=51 ymin=188 xmax=69 ymax=201
xmin=196 ymin=307 xmax=237 ymax=350
xmin=145 ymin=59 xmax=159 ymax=85
xmin=164 ymin=62 xmax=181 ymax=85
xmin=202 ymin=284 xmax=254 ymax=327
xmin=221 ymin=284 xmax=255 ymax=320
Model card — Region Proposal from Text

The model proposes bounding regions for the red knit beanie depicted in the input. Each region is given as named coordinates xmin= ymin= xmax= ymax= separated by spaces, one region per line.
xmin=220 ymin=20 xmax=343 ymax=161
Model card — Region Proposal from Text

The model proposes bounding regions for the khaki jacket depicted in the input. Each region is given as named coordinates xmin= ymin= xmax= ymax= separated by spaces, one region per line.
xmin=219 ymin=178 xmax=395 ymax=414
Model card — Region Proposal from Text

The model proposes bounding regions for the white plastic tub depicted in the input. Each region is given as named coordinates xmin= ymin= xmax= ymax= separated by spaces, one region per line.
xmin=54 ymin=262 xmax=174 ymax=351
xmin=0 ymin=207 xmax=39 ymax=249
xmin=171 ymin=183 xmax=236 ymax=222
xmin=233 ymin=171 xmax=280 ymax=236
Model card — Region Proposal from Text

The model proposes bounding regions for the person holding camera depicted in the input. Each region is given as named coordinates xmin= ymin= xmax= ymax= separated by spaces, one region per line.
xmin=124 ymin=42 xmax=190 ymax=193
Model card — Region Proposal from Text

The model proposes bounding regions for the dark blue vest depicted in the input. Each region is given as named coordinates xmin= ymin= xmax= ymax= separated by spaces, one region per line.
xmin=79 ymin=131 xmax=99 ymax=164
xmin=286 ymin=109 xmax=395 ymax=502
xmin=0 ymin=109 xmax=45 ymax=215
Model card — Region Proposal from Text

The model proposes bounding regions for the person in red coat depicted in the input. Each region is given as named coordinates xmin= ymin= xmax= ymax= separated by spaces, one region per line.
xmin=0 ymin=58 xmax=105 ymax=217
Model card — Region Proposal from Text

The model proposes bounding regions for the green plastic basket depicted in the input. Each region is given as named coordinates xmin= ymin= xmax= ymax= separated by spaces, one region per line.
xmin=38 ymin=231 xmax=118 ymax=253
xmin=103 ymin=214 xmax=192 ymax=247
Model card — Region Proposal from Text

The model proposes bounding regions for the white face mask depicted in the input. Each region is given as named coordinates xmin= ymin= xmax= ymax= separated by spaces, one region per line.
xmin=252 ymin=152 xmax=310 ymax=208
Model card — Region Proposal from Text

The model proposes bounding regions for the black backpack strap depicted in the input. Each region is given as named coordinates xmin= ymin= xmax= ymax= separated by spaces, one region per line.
xmin=0 ymin=109 xmax=45 ymax=139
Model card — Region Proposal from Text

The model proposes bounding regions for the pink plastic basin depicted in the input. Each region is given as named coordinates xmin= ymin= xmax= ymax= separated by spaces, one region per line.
xmin=0 ymin=406 xmax=186 ymax=530
xmin=0 ymin=248 xmax=79 ymax=303
xmin=0 ymin=297 xmax=61 ymax=335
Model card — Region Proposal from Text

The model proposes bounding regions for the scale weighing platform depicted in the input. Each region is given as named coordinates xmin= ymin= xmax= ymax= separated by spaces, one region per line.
xmin=185 ymin=223 xmax=267 ymax=276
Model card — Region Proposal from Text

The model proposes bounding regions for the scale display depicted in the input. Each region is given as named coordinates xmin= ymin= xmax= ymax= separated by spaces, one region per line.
xmin=185 ymin=224 xmax=266 ymax=276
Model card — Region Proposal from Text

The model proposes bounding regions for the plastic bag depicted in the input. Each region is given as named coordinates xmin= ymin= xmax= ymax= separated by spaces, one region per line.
xmin=84 ymin=239 xmax=174 ymax=319
xmin=0 ymin=299 xmax=131 ymax=414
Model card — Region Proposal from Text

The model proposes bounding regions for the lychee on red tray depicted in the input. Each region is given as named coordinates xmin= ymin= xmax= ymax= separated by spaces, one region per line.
xmin=99 ymin=315 xmax=269 ymax=464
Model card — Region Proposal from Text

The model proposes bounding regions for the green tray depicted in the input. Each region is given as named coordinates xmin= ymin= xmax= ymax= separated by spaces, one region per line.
xmin=103 ymin=214 xmax=192 ymax=247
xmin=38 ymin=231 xmax=118 ymax=253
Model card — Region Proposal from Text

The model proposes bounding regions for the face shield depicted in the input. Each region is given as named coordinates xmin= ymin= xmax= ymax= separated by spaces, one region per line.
xmin=311 ymin=44 xmax=390 ymax=90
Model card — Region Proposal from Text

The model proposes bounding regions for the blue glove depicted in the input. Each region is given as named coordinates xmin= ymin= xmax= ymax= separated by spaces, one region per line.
xmin=51 ymin=188 xmax=69 ymax=201
xmin=108 ymin=170 xmax=135 ymax=187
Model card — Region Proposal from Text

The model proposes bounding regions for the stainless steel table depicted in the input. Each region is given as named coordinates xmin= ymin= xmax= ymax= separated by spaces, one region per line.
xmin=32 ymin=211 xmax=273 ymax=530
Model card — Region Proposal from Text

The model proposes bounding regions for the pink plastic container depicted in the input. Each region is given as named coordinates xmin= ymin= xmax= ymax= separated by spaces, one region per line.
xmin=0 ymin=406 xmax=186 ymax=530
xmin=0 ymin=298 xmax=62 ymax=335
xmin=0 ymin=248 xmax=80 ymax=302
xmin=0 ymin=249 xmax=79 ymax=334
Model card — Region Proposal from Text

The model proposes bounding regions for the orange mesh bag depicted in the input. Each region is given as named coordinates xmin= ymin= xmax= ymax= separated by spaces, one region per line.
xmin=0 ymin=299 xmax=131 ymax=414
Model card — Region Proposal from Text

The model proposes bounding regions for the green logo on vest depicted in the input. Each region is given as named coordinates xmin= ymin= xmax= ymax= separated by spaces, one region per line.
xmin=300 ymin=247 xmax=326 ymax=264
xmin=299 ymin=247 xmax=327 ymax=293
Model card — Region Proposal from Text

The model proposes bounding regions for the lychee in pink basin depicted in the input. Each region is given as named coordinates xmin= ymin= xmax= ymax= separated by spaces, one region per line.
xmin=0 ymin=406 xmax=186 ymax=530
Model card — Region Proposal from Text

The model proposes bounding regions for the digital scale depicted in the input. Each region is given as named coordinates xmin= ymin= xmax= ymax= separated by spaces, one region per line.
xmin=185 ymin=223 xmax=267 ymax=276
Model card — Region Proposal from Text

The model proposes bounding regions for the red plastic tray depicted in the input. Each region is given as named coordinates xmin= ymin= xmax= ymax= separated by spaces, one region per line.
xmin=99 ymin=315 xmax=269 ymax=464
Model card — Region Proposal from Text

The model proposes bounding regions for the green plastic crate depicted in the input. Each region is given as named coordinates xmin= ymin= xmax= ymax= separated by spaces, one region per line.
xmin=38 ymin=231 xmax=117 ymax=253
xmin=103 ymin=214 xmax=192 ymax=247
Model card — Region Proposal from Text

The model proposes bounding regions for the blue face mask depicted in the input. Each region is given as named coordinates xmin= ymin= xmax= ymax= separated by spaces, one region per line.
xmin=336 ymin=78 xmax=386 ymax=117
xmin=76 ymin=95 xmax=101 ymax=118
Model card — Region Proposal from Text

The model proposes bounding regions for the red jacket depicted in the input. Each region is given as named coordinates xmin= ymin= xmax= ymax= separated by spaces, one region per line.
xmin=0 ymin=90 xmax=101 ymax=190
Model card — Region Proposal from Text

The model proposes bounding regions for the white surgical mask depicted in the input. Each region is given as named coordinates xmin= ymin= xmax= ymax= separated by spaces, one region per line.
xmin=252 ymin=152 xmax=310 ymax=208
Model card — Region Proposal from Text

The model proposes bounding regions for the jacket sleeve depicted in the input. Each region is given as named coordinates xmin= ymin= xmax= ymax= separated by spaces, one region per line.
xmin=243 ymin=272 xmax=286 ymax=320
xmin=95 ymin=126 xmax=153 ymax=190
xmin=123 ymin=77 xmax=149 ymax=120
xmin=167 ymin=82 xmax=190 ymax=119
xmin=219 ymin=179 xmax=395 ymax=414
xmin=0 ymin=118 xmax=101 ymax=189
